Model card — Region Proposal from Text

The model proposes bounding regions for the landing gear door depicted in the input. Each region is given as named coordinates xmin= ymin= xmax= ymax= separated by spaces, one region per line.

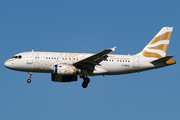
xmin=133 ymin=57 xmax=139 ymax=68
xmin=27 ymin=50 xmax=34 ymax=64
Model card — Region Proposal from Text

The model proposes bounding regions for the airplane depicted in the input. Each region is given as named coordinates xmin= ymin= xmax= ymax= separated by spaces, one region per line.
xmin=4 ymin=27 xmax=176 ymax=88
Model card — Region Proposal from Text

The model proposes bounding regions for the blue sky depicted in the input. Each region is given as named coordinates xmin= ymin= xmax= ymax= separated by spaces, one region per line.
xmin=1 ymin=0 xmax=180 ymax=120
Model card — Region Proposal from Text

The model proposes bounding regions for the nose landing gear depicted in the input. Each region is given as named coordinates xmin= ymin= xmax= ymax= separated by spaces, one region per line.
xmin=27 ymin=72 xmax=32 ymax=83
xmin=81 ymin=76 xmax=90 ymax=88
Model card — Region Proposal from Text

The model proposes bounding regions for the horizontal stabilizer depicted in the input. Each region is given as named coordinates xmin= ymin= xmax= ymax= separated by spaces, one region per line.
xmin=151 ymin=56 xmax=174 ymax=64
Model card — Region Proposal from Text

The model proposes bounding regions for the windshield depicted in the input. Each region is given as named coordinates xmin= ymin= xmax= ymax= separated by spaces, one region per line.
xmin=12 ymin=55 xmax=22 ymax=59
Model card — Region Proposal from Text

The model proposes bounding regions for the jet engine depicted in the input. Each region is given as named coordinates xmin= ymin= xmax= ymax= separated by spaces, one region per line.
xmin=51 ymin=74 xmax=77 ymax=82
xmin=53 ymin=64 xmax=81 ymax=75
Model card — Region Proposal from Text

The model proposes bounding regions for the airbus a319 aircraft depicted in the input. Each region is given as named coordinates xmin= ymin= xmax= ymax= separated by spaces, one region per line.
xmin=4 ymin=27 xmax=176 ymax=88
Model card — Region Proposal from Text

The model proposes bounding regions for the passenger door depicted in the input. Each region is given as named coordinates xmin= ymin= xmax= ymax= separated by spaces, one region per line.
xmin=133 ymin=57 xmax=139 ymax=68
xmin=27 ymin=51 xmax=33 ymax=64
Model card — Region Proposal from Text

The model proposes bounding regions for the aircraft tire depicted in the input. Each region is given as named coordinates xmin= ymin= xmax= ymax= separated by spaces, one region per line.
xmin=27 ymin=79 xmax=31 ymax=83
xmin=82 ymin=81 xmax=88 ymax=88
xmin=84 ymin=77 xmax=90 ymax=83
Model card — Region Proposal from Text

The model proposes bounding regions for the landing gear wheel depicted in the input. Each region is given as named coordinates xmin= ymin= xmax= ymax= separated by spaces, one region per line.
xmin=81 ymin=76 xmax=90 ymax=88
xmin=84 ymin=77 xmax=90 ymax=83
xmin=27 ymin=72 xmax=32 ymax=83
xmin=82 ymin=81 xmax=88 ymax=88
xmin=27 ymin=79 xmax=31 ymax=83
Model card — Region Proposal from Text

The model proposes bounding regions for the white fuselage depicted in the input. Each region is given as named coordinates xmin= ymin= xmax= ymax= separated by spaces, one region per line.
xmin=4 ymin=51 xmax=161 ymax=76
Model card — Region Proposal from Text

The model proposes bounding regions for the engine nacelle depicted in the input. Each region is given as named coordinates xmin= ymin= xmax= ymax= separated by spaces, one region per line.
xmin=53 ymin=64 xmax=81 ymax=75
xmin=51 ymin=74 xmax=77 ymax=82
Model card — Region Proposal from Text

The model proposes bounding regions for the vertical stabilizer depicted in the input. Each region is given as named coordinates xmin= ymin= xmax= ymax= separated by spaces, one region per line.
xmin=138 ymin=27 xmax=173 ymax=58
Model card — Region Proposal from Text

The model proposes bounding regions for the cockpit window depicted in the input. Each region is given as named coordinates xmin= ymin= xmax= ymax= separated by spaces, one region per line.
xmin=12 ymin=55 xmax=22 ymax=59
xmin=18 ymin=55 xmax=22 ymax=59
xmin=12 ymin=56 xmax=17 ymax=58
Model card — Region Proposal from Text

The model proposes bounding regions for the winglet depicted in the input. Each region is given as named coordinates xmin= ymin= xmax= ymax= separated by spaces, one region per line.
xmin=111 ymin=47 xmax=116 ymax=52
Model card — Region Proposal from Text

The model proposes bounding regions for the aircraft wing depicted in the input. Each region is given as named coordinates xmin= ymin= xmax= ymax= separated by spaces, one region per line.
xmin=73 ymin=47 xmax=116 ymax=70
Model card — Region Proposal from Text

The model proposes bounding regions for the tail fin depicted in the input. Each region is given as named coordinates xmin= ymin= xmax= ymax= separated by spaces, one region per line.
xmin=138 ymin=27 xmax=173 ymax=59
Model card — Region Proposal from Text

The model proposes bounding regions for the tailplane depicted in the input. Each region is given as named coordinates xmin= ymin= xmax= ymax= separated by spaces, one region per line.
xmin=151 ymin=55 xmax=176 ymax=66
xmin=138 ymin=27 xmax=173 ymax=59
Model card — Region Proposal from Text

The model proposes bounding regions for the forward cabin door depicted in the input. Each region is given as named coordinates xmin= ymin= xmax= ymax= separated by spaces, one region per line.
xmin=27 ymin=50 xmax=34 ymax=64
xmin=133 ymin=57 xmax=139 ymax=68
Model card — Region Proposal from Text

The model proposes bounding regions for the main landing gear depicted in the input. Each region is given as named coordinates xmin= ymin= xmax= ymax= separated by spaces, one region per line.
xmin=80 ymin=76 xmax=90 ymax=88
xmin=27 ymin=72 xmax=32 ymax=83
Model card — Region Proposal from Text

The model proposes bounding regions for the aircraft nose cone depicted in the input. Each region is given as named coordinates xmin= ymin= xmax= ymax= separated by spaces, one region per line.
xmin=4 ymin=60 xmax=12 ymax=69
xmin=4 ymin=61 xmax=9 ymax=68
